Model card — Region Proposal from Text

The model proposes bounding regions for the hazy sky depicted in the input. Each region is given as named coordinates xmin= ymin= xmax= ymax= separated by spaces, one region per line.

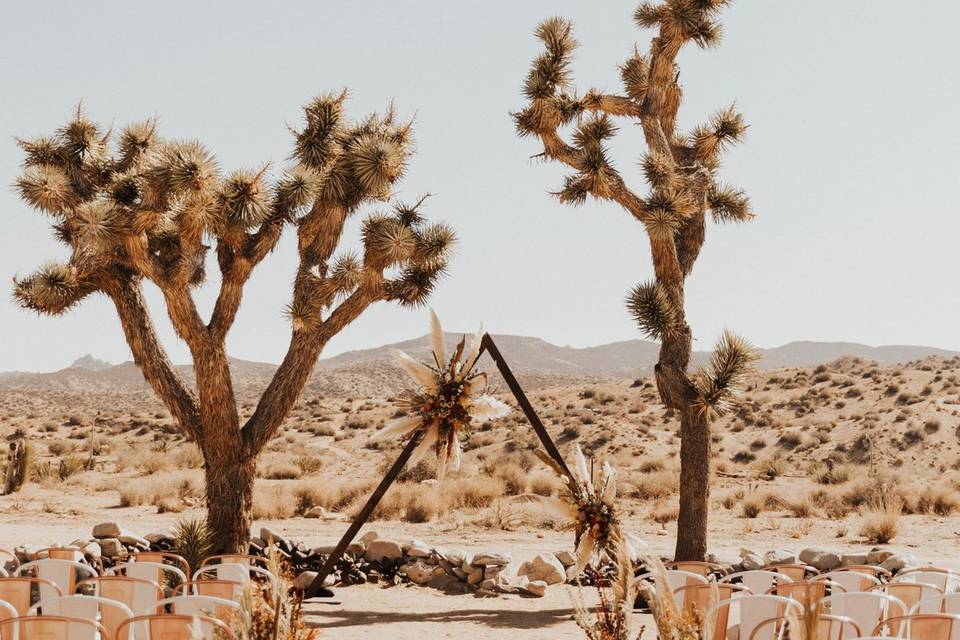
xmin=1 ymin=1 xmax=958 ymax=373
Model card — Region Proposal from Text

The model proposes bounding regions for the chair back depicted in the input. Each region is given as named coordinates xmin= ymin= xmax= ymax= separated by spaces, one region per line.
xmin=874 ymin=582 xmax=944 ymax=618
xmin=17 ymin=559 xmax=96 ymax=601
xmin=895 ymin=569 xmax=957 ymax=593
xmin=873 ymin=613 xmax=960 ymax=640
xmin=133 ymin=552 xmax=190 ymax=578
xmin=192 ymin=564 xmax=278 ymax=590
xmin=30 ymin=594 xmax=134 ymax=640
xmin=706 ymin=594 xmax=803 ymax=640
xmin=769 ymin=580 xmax=839 ymax=610
xmin=675 ymin=584 xmax=751 ymax=640
xmin=821 ymin=592 xmax=906 ymax=639
xmin=912 ymin=593 xmax=960 ymax=616
xmin=40 ymin=547 xmax=84 ymax=563
xmin=721 ymin=570 xmax=792 ymax=596
xmin=833 ymin=565 xmax=892 ymax=580
xmin=749 ymin=614 xmax=861 ymax=640
xmin=114 ymin=561 xmax=187 ymax=594
xmin=200 ymin=554 xmax=268 ymax=569
xmin=767 ymin=563 xmax=816 ymax=582
xmin=819 ymin=570 xmax=881 ymax=593
xmin=152 ymin=595 xmax=241 ymax=625
xmin=79 ymin=575 xmax=165 ymax=622
xmin=0 ymin=600 xmax=16 ymax=639
xmin=0 ymin=577 xmax=63 ymax=615
xmin=185 ymin=579 xmax=245 ymax=602
xmin=0 ymin=614 xmax=107 ymax=640
xmin=117 ymin=613 xmax=234 ymax=640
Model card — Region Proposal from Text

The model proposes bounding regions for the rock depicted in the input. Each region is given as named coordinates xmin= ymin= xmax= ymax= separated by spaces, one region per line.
xmin=484 ymin=565 xmax=503 ymax=579
xmin=311 ymin=545 xmax=337 ymax=555
xmin=439 ymin=549 xmax=465 ymax=567
xmin=867 ymin=548 xmax=897 ymax=565
xmin=467 ymin=569 xmax=484 ymax=585
xmin=259 ymin=527 xmax=287 ymax=546
xmin=145 ymin=532 xmax=174 ymax=545
xmin=118 ymin=531 xmax=149 ymax=548
xmin=304 ymin=506 xmax=326 ymax=519
xmin=841 ymin=553 xmax=869 ymax=567
xmin=400 ymin=561 xmax=435 ymax=585
xmin=92 ymin=522 xmax=121 ymax=539
xmin=519 ymin=553 xmax=566 ymax=585
xmin=473 ymin=552 xmax=511 ymax=566
xmin=881 ymin=553 xmax=917 ymax=573
xmin=554 ymin=550 xmax=576 ymax=567
xmin=763 ymin=550 xmax=796 ymax=566
xmin=453 ymin=568 xmax=467 ymax=580
xmin=365 ymin=540 xmax=404 ymax=563
xmin=480 ymin=578 xmax=496 ymax=591
xmin=15 ymin=545 xmax=39 ymax=563
xmin=358 ymin=531 xmax=381 ymax=547
xmin=739 ymin=549 xmax=763 ymax=571
xmin=293 ymin=571 xmax=333 ymax=590
xmin=799 ymin=548 xmax=841 ymax=572
xmin=99 ymin=539 xmax=123 ymax=557
xmin=405 ymin=540 xmax=432 ymax=558
xmin=524 ymin=579 xmax=548 ymax=597
xmin=82 ymin=542 xmax=102 ymax=559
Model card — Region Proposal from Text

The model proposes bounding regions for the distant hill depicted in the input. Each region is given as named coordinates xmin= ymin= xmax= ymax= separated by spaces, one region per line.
xmin=1 ymin=334 xmax=955 ymax=395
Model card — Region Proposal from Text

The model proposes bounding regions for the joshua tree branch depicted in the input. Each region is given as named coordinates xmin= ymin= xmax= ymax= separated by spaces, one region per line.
xmin=105 ymin=276 xmax=202 ymax=440
xmin=159 ymin=283 xmax=210 ymax=355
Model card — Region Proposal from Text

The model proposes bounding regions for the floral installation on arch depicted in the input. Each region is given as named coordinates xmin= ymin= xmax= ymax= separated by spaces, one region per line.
xmin=371 ymin=310 xmax=511 ymax=480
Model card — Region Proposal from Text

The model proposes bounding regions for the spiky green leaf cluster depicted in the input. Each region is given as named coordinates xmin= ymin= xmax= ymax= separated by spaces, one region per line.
xmin=13 ymin=262 xmax=92 ymax=315
xmin=626 ymin=281 xmax=679 ymax=341
xmin=694 ymin=329 xmax=759 ymax=417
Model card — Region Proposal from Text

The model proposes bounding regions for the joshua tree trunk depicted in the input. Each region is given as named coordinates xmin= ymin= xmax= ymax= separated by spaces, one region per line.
xmin=205 ymin=449 xmax=256 ymax=553
xmin=13 ymin=96 xmax=455 ymax=553
xmin=676 ymin=408 xmax=710 ymax=560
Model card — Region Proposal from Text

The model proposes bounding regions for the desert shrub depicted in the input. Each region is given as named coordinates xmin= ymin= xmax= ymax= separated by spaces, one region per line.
xmin=403 ymin=487 xmax=442 ymax=523
xmin=58 ymin=455 xmax=85 ymax=480
xmin=253 ymin=484 xmax=298 ymax=519
xmin=811 ymin=462 xmax=851 ymax=485
xmin=293 ymin=454 xmax=323 ymax=476
xmin=924 ymin=419 xmax=941 ymax=434
xmin=859 ymin=498 xmax=902 ymax=543
xmin=732 ymin=450 xmax=756 ymax=463
xmin=173 ymin=517 xmax=214 ymax=577
xmin=740 ymin=494 xmax=765 ymax=518
xmin=396 ymin=459 xmax=436 ymax=483
xmin=261 ymin=462 xmax=302 ymax=480
xmin=624 ymin=470 xmax=679 ymax=501
xmin=560 ymin=424 xmax=581 ymax=439
xmin=777 ymin=432 xmax=803 ymax=450
xmin=637 ymin=458 xmax=665 ymax=473
xmin=494 ymin=463 xmax=528 ymax=496
xmin=293 ymin=478 xmax=375 ymax=514
xmin=446 ymin=476 xmax=503 ymax=509
xmin=756 ymin=456 xmax=787 ymax=480
xmin=173 ymin=445 xmax=203 ymax=469
xmin=527 ymin=470 xmax=557 ymax=496
xmin=47 ymin=439 xmax=71 ymax=456
xmin=786 ymin=494 xmax=817 ymax=518
xmin=651 ymin=501 xmax=679 ymax=526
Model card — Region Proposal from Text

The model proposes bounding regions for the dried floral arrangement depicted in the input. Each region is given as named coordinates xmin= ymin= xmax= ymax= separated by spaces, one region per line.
xmin=520 ymin=445 xmax=640 ymax=574
xmin=571 ymin=533 xmax=640 ymax=640
xmin=372 ymin=311 xmax=510 ymax=480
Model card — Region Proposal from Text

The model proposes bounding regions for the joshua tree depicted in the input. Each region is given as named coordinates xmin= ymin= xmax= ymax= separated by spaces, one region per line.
xmin=12 ymin=94 xmax=455 ymax=552
xmin=514 ymin=1 xmax=757 ymax=560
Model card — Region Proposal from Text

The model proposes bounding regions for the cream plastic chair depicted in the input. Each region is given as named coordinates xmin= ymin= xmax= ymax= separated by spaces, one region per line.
xmin=79 ymin=575 xmax=165 ymax=624
xmin=721 ymin=570 xmax=793 ymax=595
xmin=895 ymin=569 xmax=957 ymax=593
xmin=833 ymin=564 xmax=892 ymax=580
xmin=149 ymin=595 xmax=241 ymax=626
xmin=667 ymin=561 xmax=727 ymax=577
xmin=705 ymin=594 xmax=803 ymax=640
xmin=29 ymin=594 xmax=134 ymax=640
xmin=911 ymin=593 xmax=960 ymax=616
xmin=113 ymin=561 xmax=188 ymax=594
xmin=674 ymin=583 xmax=752 ymax=640
xmin=0 ymin=576 xmax=63 ymax=615
xmin=768 ymin=579 xmax=845 ymax=611
xmin=636 ymin=569 xmax=708 ymax=609
xmin=200 ymin=554 xmax=269 ymax=569
xmin=117 ymin=613 xmax=234 ymax=640
xmin=818 ymin=570 xmax=882 ymax=593
xmin=766 ymin=563 xmax=817 ymax=582
xmin=133 ymin=552 xmax=191 ymax=579
xmin=192 ymin=563 xmax=277 ymax=591
xmin=872 ymin=582 xmax=943 ymax=620
xmin=16 ymin=559 xmax=97 ymax=601
xmin=873 ymin=613 xmax=960 ymax=640
xmin=185 ymin=579 xmax=245 ymax=602
xmin=821 ymin=591 xmax=906 ymax=638
xmin=749 ymin=614 xmax=861 ymax=640
xmin=0 ymin=614 xmax=107 ymax=640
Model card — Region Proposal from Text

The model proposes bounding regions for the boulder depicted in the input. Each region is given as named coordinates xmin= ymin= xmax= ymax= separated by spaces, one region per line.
xmin=840 ymin=553 xmax=869 ymax=567
xmin=473 ymin=552 xmax=511 ymax=566
xmin=293 ymin=571 xmax=334 ymax=590
xmin=739 ymin=549 xmax=764 ymax=571
xmin=524 ymin=579 xmax=548 ymax=597
xmin=763 ymin=550 xmax=796 ymax=566
xmin=99 ymin=539 xmax=123 ymax=557
xmin=145 ymin=532 xmax=174 ymax=545
xmin=405 ymin=540 xmax=432 ymax=558
xmin=364 ymin=539 xmax=403 ymax=563
xmin=867 ymin=548 xmax=897 ymax=565
xmin=799 ymin=548 xmax=841 ymax=571
xmin=92 ymin=522 xmax=121 ymax=539
xmin=400 ymin=561 xmax=435 ymax=585
xmin=439 ymin=549 xmax=465 ymax=567
xmin=881 ymin=553 xmax=917 ymax=573
xmin=358 ymin=531 xmax=381 ymax=547
xmin=519 ymin=553 xmax=566 ymax=585
xmin=467 ymin=568 xmax=484 ymax=585
xmin=118 ymin=531 xmax=149 ymax=548
xmin=82 ymin=542 xmax=102 ymax=559
xmin=304 ymin=506 xmax=326 ymax=519
xmin=259 ymin=527 xmax=287 ymax=546
xmin=554 ymin=550 xmax=576 ymax=567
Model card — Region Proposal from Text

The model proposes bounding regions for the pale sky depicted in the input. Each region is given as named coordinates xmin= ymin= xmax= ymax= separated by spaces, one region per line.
xmin=1 ymin=1 xmax=958 ymax=373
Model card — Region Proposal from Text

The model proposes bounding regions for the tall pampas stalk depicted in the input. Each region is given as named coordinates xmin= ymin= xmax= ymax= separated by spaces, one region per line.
xmin=371 ymin=311 xmax=510 ymax=480
xmin=571 ymin=533 xmax=641 ymax=640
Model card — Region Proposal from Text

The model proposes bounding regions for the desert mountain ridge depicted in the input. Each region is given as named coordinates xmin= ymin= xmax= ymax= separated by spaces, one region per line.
xmin=0 ymin=334 xmax=955 ymax=395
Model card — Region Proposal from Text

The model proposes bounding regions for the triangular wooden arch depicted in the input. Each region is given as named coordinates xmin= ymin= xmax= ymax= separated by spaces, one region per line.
xmin=305 ymin=333 xmax=572 ymax=597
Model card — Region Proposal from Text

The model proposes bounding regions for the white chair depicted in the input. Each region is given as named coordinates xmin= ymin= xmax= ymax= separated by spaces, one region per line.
xmin=720 ymin=570 xmax=792 ymax=595
xmin=149 ymin=594 xmax=241 ymax=625
xmin=705 ymin=594 xmax=803 ymax=640
xmin=16 ymin=559 xmax=97 ymax=602
xmin=894 ymin=569 xmax=957 ymax=593
xmin=112 ymin=561 xmax=187 ymax=593
xmin=192 ymin=563 xmax=277 ymax=591
xmin=821 ymin=592 xmax=906 ymax=638
xmin=29 ymin=594 xmax=134 ymax=640
xmin=912 ymin=593 xmax=960 ymax=616
xmin=873 ymin=582 xmax=944 ymax=616
xmin=818 ymin=570 xmax=881 ymax=593
xmin=637 ymin=569 xmax=708 ymax=609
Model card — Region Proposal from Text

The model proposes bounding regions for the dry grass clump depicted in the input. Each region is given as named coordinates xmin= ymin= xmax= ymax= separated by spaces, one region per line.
xmin=859 ymin=497 xmax=902 ymax=543
xmin=260 ymin=462 xmax=302 ymax=480
xmin=292 ymin=478 xmax=375 ymax=515
xmin=527 ymin=470 xmax=558 ymax=496
xmin=118 ymin=471 xmax=203 ymax=510
xmin=622 ymin=470 xmax=679 ymax=501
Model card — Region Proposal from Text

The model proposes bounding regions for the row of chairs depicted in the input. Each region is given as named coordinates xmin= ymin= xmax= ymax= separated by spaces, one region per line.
xmin=647 ymin=562 xmax=960 ymax=640
xmin=0 ymin=549 xmax=278 ymax=639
